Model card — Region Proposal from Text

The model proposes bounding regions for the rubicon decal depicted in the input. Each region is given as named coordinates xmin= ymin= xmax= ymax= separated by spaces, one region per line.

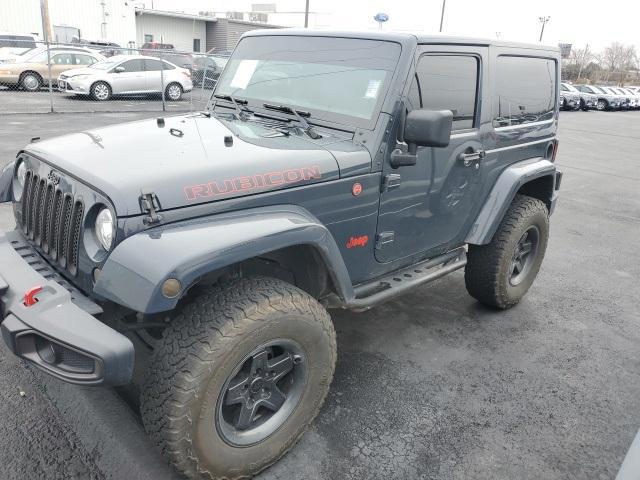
xmin=184 ymin=166 xmax=322 ymax=201
xmin=346 ymin=235 xmax=369 ymax=249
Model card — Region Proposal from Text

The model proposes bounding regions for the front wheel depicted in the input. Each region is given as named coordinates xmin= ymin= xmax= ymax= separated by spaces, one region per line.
xmin=91 ymin=81 xmax=111 ymax=101
xmin=140 ymin=276 xmax=337 ymax=480
xmin=465 ymin=194 xmax=549 ymax=309
xmin=596 ymin=99 xmax=607 ymax=111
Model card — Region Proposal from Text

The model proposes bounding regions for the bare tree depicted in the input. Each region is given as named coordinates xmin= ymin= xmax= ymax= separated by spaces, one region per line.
xmin=619 ymin=45 xmax=637 ymax=85
xmin=599 ymin=42 xmax=638 ymax=83
xmin=571 ymin=44 xmax=593 ymax=81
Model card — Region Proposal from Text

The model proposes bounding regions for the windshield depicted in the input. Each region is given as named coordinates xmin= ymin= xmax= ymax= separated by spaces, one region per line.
xmin=563 ymin=83 xmax=578 ymax=92
xmin=214 ymin=36 xmax=401 ymax=125
xmin=90 ymin=59 xmax=120 ymax=70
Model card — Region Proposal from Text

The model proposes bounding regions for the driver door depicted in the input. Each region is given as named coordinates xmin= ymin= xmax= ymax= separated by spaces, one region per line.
xmin=109 ymin=58 xmax=145 ymax=94
xmin=376 ymin=45 xmax=490 ymax=263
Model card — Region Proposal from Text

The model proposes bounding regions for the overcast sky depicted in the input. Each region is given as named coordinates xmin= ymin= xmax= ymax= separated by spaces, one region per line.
xmin=144 ymin=0 xmax=640 ymax=54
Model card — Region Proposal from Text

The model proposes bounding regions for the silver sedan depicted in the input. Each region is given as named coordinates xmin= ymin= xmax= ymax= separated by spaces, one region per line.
xmin=58 ymin=55 xmax=193 ymax=101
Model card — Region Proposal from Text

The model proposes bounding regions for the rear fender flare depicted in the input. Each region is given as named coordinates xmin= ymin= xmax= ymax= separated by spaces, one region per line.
xmin=94 ymin=205 xmax=355 ymax=313
xmin=466 ymin=158 xmax=557 ymax=245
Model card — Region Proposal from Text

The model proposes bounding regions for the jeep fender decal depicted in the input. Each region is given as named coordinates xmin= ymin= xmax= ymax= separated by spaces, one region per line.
xmin=184 ymin=165 xmax=322 ymax=201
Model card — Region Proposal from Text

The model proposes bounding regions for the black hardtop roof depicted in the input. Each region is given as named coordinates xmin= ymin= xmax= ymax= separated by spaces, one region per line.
xmin=241 ymin=29 xmax=560 ymax=53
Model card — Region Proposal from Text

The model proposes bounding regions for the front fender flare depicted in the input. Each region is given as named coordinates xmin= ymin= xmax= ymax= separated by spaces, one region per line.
xmin=94 ymin=205 xmax=354 ymax=313
xmin=465 ymin=158 xmax=557 ymax=245
xmin=0 ymin=161 xmax=14 ymax=203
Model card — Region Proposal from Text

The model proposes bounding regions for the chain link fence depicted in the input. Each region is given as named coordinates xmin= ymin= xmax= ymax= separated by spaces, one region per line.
xmin=0 ymin=38 xmax=228 ymax=114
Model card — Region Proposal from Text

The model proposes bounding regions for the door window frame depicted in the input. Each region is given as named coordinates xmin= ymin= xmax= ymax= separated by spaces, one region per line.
xmin=408 ymin=50 xmax=483 ymax=134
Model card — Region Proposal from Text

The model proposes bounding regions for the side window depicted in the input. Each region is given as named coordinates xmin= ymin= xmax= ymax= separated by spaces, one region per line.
xmin=119 ymin=59 xmax=145 ymax=72
xmin=52 ymin=53 xmax=73 ymax=65
xmin=144 ymin=59 xmax=163 ymax=71
xmin=144 ymin=59 xmax=175 ymax=71
xmin=74 ymin=54 xmax=96 ymax=65
xmin=494 ymin=56 xmax=556 ymax=128
xmin=415 ymin=55 xmax=479 ymax=130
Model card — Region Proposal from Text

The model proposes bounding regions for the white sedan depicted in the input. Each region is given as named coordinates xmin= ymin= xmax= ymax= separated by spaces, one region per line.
xmin=57 ymin=55 xmax=193 ymax=101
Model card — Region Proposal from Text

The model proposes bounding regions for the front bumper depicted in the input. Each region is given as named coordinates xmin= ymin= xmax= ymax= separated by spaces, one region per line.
xmin=58 ymin=77 xmax=90 ymax=94
xmin=0 ymin=230 xmax=134 ymax=386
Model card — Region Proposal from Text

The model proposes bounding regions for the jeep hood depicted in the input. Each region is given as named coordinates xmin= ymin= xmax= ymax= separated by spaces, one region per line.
xmin=23 ymin=114 xmax=370 ymax=215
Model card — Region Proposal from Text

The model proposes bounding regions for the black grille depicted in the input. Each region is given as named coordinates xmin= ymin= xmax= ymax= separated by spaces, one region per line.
xmin=20 ymin=170 xmax=84 ymax=276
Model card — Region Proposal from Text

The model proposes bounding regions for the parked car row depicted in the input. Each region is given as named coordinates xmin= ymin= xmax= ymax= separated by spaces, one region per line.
xmin=0 ymin=47 xmax=105 ymax=90
xmin=561 ymin=82 xmax=640 ymax=111
xmin=0 ymin=48 xmax=230 ymax=101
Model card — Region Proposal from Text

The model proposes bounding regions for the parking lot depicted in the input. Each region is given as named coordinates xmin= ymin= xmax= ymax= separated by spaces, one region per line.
xmin=0 ymin=85 xmax=214 ymax=113
xmin=0 ymin=109 xmax=639 ymax=479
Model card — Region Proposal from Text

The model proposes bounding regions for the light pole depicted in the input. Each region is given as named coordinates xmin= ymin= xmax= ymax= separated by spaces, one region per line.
xmin=304 ymin=0 xmax=309 ymax=28
xmin=439 ymin=0 xmax=446 ymax=32
xmin=538 ymin=16 xmax=550 ymax=42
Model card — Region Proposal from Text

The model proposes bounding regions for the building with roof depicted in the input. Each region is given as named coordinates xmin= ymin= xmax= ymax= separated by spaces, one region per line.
xmin=0 ymin=0 xmax=281 ymax=53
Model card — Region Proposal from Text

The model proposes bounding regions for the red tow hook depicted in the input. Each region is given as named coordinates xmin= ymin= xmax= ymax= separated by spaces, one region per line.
xmin=23 ymin=286 xmax=43 ymax=307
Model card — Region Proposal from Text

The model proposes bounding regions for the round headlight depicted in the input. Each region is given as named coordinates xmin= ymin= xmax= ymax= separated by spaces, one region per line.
xmin=95 ymin=208 xmax=114 ymax=251
xmin=16 ymin=161 xmax=27 ymax=188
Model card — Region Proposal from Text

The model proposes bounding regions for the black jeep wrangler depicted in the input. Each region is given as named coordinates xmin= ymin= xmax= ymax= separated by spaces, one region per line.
xmin=0 ymin=31 xmax=562 ymax=479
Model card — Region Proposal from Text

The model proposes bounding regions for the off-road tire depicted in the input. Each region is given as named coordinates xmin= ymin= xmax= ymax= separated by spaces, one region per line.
xmin=465 ymin=194 xmax=549 ymax=309
xmin=140 ymin=276 xmax=337 ymax=480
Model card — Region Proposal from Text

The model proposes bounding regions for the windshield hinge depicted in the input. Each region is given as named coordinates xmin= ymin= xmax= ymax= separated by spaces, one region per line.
xmin=139 ymin=189 xmax=163 ymax=225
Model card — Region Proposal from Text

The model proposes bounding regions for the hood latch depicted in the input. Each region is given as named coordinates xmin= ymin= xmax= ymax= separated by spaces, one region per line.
xmin=139 ymin=189 xmax=163 ymax=225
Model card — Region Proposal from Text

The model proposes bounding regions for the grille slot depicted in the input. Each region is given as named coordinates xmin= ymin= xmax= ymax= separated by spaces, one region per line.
xmin=68 ymin=201 xmax=84 ymax=275
xmin=58 ymin=194 xmax=73 ymax=268
xmin=19 ymin=170 xmax=84 ymax=276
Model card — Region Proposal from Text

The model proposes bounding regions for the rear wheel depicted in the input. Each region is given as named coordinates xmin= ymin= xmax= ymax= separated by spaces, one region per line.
xmin=91 ymin=81 xmax=111 ymax=101
xmin=596 ymin=99 xmax=607 ymax=111
xmin=165 ymin=82 xmax=183 ymax=101
xmin=465 ymin=194 xmax=549 ymax=309
xmin=20 ymin=71 xmax=42 ymax=91
xmin=140 ymin=276 xmax=337 ymax=480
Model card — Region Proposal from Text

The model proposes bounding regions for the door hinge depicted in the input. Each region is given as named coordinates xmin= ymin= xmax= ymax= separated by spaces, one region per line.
xmin=382 ymin=174 xmax=401 ymax=192
xmin=375 ymin=231 xmax=395 ymax=249
xmin=139 ymin=189 xmax=163 ymax=225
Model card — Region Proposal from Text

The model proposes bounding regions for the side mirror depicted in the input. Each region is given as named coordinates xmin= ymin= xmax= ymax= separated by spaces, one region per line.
xmin=391 ymin=109 xmax=453 ymax=168
xmin=114 ymin=66 xmax=125 ymax=73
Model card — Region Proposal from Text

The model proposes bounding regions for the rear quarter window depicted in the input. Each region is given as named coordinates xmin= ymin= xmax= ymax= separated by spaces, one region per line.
xmin=493 ymin=55 xmax=556 ymax=128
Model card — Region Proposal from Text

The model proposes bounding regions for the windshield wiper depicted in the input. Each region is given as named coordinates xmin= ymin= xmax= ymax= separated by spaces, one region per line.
xmin=262 ymin=103 xmax=321 ymax=139
xmin=214 ymin=94 xmax=252 ymax=120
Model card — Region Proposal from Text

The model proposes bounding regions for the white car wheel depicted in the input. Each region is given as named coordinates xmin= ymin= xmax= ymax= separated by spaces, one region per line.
xmin=92 ymin=82 xmax=111 ymax=101
xmin=166 ymin=83 xmax=183 ymax=101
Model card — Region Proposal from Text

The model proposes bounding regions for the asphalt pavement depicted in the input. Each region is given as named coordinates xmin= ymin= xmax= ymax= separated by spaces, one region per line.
xmin=0 ymin=110 xmax=639 ymax=480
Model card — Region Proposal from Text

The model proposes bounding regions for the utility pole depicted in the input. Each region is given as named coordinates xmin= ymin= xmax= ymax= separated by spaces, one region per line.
xmin=100 ymin=0 xmax=108 ymax=39
xmin=538 ymin=16 xmax=550 ymax=42
xmin=40 ymin=0 xmax=53 ymax=40
xmin=439 ymin=0 xmax=446 ymax=32
xmin=304 ymin=0 xmax=310 ymax=28
xmin=39 ymin=0 xmax=54 ymax=112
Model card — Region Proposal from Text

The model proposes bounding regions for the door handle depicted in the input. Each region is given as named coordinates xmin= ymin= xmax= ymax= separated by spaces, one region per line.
xmin=458 ymin=149 xmax=485 ymax=167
